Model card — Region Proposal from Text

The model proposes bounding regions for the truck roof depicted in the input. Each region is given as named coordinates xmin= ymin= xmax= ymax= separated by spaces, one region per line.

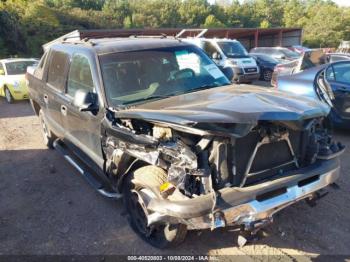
xmin=51 ymin=37 xmax=191 ymax=55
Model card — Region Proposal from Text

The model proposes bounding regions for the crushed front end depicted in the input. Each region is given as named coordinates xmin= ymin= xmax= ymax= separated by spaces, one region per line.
xmin=101 ymin=107 xmax=344 ymax=234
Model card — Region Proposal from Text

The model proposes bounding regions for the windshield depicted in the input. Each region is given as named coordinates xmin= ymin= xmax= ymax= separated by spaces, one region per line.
xmin=217 ymin=41 xmax=248 ymax=58
xmin=99 ymin=45 xmax=230 ymax=106
xmin=5 ymin=61 xmax=36 ymax=75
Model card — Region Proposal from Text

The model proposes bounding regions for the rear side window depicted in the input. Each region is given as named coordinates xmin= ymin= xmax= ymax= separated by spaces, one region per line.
xmin=34 ymin=52 xmax=48 ymax=79
xmin=0 ymin=63 xmax=4 ymax=73
xmin=67 ymin=54 xmax=94 ymax=97
xmin=203 ymin=42 xmax=219 ymax=58
xmin=47 ymin=50 xmax=69 ymax=91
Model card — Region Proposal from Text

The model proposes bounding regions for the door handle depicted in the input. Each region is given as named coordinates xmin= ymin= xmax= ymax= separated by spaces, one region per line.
xmin=61 ymin=105 xmax=67 ymax=116
xmin=43 ymin=94 xmax=49 ymax=104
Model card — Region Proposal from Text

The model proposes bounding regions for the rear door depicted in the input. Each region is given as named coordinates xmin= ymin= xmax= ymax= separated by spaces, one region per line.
xmin=43 ymin=49 xmax=70 ymax=138
xmin=60 ymin=52 xmax=104 ymax=169
xmin=326 ymin=61 xmax=350 ymax=119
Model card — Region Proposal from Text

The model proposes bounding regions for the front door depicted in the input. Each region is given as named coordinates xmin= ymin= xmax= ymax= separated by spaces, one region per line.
xmin=326 ymin=61 xmax=350 ymax=120
xmin=61 ymin=53 xmax=104 ymax=169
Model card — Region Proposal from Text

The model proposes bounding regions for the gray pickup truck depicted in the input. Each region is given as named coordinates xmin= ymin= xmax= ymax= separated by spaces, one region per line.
xmin=28 ymin=30 xmax=344 ymax=248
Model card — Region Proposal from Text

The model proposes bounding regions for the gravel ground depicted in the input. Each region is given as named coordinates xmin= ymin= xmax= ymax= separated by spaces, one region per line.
xmin=0 ymin=97 xmax=349 ymax=259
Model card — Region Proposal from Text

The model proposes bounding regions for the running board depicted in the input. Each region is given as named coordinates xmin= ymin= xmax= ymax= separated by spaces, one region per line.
xmin=53 ymin=139 xmax=122 ymax=199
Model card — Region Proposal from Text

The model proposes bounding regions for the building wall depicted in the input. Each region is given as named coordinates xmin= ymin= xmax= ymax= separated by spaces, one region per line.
xmin=237 ymin=29 xmax=302 ymax=51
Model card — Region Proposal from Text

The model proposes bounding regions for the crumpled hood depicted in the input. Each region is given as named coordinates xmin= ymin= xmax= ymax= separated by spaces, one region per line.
xmin=116 ymin=85 xmax=330 ymax=125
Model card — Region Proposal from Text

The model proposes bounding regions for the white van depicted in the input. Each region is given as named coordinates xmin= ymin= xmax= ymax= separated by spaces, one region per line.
xmin=178 ymin=29 xmax=260 ymax=83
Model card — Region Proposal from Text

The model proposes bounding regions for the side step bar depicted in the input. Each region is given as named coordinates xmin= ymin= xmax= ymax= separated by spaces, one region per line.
xmin=53 ymin=139 xmax=122 ymax=199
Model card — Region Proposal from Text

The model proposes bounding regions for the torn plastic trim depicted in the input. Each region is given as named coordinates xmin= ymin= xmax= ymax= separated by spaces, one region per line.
xmin=102 ymin=116 xmax=158 ymax=147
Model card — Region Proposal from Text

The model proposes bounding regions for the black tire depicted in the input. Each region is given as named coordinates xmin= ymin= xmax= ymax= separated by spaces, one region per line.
xmin=262 ymin=69 xmax=273 ymax=81
xmin=4 ymin=87 xmax=13 ymax=104
xmin=123 ymin=165 xmax=187 ymax=249
xmin=38 ymin=109 xmax=55 ymax=149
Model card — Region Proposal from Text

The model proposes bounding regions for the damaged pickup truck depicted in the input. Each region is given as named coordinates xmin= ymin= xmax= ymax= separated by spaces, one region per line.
xmin=28 ymin=31 xmax=345 ymax=248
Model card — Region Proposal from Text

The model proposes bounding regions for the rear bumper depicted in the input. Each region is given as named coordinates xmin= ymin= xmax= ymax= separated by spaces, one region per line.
xmin=147 ymin=158 xmax=340 ymax=230
xmin=11 ymin=89 xmax=29 ymax=100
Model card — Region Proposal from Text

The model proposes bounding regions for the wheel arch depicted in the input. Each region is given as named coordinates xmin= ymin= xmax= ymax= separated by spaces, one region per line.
xmin=30 ymin=99 xmax=41 ymax=116
xmin=114 ymin=155 xmax=152 ymax=192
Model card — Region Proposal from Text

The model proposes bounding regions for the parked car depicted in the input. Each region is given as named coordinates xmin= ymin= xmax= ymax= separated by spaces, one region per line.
xmin=276 ymin=60 xmax=350 ymax=128
xmin=271 ymin=49 xmax=327 ymax=86
xmin=327 ymin=53 xmax=350 ymax=63
xmin=28 ymin=31 xmax=344 ymax=248
xmin=179 ymin=29 xmax=260 ymax=83
xmin=288 ymin=45 xmax=311 ymax=54
xmin=250 ymin=47 xmax=301 ymax=63
xmin=250 ymin=53 xmax=279 ymax=81
xmin=0 ymin=58 xmax=38 ymax=103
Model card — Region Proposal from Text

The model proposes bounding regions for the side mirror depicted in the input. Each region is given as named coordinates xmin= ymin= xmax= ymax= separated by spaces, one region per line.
xmin=220 ymin=67 xmax=234 ymax=81
xmin=0 ymin=69 xmax=5 ymax=75
xmin=73 ymin=89 xmax=99 ymax=113
xmin=212 ymin=52 xmax=221 ymax=60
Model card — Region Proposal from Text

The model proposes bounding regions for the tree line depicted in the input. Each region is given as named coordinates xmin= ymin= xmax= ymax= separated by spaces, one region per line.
xmin=0 ymin=0 xmax=349 ymax=57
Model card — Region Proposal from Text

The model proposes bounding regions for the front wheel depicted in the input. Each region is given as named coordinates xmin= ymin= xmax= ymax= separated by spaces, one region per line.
xmin=5 ymin=87 xmax=13 ymax=103
xmin=262 ymin=69 xmax=273 ymax=81
xmin=123 ymin=166 xmax=187 ymax=249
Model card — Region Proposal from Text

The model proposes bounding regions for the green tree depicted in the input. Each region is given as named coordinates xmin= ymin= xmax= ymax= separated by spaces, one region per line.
xmin=302 ymin=2 xmax=347 ymax=47
xmin=179 ymin=0 xmax=210 ymax=27
xmin=102 ymin=0 xmax=132 ymax=28
xmin=203 ymin=14 xmax=225 ymax=28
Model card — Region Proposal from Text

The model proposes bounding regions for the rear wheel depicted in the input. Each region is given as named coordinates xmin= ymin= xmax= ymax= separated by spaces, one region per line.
xmin=39 ymin=109 xmax=55 ymax=149
xmin=123 ymin=166 xmax=187 ymax=249
xmin=5 ymin=87 xmax=13 ymax=103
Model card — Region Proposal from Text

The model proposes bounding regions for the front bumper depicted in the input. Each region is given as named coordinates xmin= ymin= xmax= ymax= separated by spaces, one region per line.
xmin=231 ymin=67 xmax=260 ymax=83
xmin=147 ymin=158 xmax=340 ymax=230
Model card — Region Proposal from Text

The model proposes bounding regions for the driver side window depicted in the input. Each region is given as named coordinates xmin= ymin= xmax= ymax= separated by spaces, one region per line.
xmin=326 ymin=66 xmax=335 ymax=81
xmin=67 ymin=54 xmax=94 ymax=98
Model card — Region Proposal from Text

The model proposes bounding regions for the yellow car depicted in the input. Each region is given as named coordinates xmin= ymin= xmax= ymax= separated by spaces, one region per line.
xmin=0 ymin=58 xmax=38 ymax=103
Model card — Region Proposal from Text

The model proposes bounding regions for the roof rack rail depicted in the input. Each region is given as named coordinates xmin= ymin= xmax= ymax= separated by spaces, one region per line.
xmin=43 ymin=29 xmax=174 ymax=51
xmin=129 ymin=33 xmax=168 ymax=39
xmin=176 ymin=29 xmax=208 ymax=38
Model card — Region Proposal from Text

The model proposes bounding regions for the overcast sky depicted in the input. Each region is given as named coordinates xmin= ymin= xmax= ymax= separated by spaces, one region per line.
xmin=332 ymin=0 xmax=350 ymax=6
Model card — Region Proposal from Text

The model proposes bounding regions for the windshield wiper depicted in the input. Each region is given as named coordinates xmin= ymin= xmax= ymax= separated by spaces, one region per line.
xmin=123 ymin=95 xmax=170 ymax=105
xmin=186 ymin=83 xmax=230 ymax=94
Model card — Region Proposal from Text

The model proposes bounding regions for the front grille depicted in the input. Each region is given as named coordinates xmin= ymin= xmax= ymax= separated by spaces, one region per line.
xmin=244 ymin=67 xmax=258 ymax=74
xmin=233 ymin=129 xmax=302 ymax=187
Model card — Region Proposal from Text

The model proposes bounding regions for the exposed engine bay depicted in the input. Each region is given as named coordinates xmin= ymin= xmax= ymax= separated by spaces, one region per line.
xmin=102 ymin=109 xmax=344 ymax=204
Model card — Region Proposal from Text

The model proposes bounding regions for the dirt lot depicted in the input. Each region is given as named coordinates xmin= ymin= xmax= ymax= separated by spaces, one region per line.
xmin=0 ymin=98 xmax=350 ymax=259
